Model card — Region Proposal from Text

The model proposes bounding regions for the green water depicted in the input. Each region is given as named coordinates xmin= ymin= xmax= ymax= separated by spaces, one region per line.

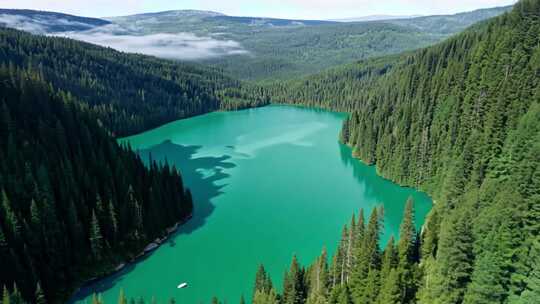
xmin=72 ymin=106 xmax=431 ymax=304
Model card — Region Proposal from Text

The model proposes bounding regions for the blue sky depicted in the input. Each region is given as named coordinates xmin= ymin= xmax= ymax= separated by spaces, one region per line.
xmin=2 ymin=0 xmax=517 ymax=19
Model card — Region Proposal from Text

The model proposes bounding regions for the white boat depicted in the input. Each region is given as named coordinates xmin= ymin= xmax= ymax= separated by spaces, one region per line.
xmin=177 ymin=282 xmax=188 ymax=289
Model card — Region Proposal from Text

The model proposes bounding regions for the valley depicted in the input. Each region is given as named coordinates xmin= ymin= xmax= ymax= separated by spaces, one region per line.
xmin=0 ymin=1 xmax=538 ymax=304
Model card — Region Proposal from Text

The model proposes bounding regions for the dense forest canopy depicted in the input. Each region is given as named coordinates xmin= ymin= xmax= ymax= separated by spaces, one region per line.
xmin=0 ymin=65 xmax=195 ymax=301
xmin=0 ymin=28 xmax=267 ymax=137
xmin=1 ymin=0 xmax=539 ymax=303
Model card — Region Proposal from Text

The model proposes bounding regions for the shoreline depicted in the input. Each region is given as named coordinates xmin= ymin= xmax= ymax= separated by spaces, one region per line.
xmin=69 ymin=213 xmax=193 ymax=301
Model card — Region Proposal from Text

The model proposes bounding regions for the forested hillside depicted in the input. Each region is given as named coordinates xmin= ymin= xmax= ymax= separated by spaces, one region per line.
xmin=0 ymin=9 xmax=111 ymax=33
xmin=261 ymin=1 xmax=540 ymax=303
xmin=107 ymin=6 xmax=509 ymax=81
xmin=0 ymin=28 xmax=267 ymax=137
xmin=0 ymin=67 xmax=194 ymax=302
xmin=387 ymin=5 xmax=512 ymax=34
xmin=0 ymin=1 xmax=538 ymax=304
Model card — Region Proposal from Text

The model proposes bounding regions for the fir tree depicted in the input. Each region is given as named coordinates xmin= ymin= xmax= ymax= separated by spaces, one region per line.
xmin=34 ymin=283 xmax=46 ymax=304
xmin=89 ymin=210 xmax=105 ymax=260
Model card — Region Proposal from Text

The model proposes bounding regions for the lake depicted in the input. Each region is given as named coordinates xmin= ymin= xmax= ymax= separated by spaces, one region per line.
xmin=72 ymin=105 xmax=431 ymax=304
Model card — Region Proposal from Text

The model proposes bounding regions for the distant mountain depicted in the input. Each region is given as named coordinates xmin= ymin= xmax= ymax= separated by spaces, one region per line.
xmin=0 ymin=6 xmax=514 ymax=81
xmin=107 ymin=9 xmax=335 ymax=29
xmin=0 ymin=9 xmax=110 ymax=33
xmin=330 ymin=15 xmax=422 ymax=22
xmin=106 ymin=5 xmax=515 ymax=80
xmin=388 ymin=5 xmax=513 ymax=34
xmin=210 ymin=15 xmax=334 ymax=26
xmin=110 ymin=9 xmax=225 ymax=19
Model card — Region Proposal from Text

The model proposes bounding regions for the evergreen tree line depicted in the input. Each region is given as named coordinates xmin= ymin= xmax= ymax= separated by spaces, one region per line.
xmin=259 ymin=1 xmax=540 ymax=303
xmin=1 ymin=286 xmax=180 ymax=304
xmin=0 ymin=67 xmax=194 ymax=302
xmin=0 ymin=27 xmax=268 ymax=137
xmin=249 ymin=200 xmax=426 ymax=304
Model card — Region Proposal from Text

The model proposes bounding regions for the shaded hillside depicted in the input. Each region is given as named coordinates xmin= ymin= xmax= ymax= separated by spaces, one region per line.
xmin=0 ymin=67 xmax=194 ymax=302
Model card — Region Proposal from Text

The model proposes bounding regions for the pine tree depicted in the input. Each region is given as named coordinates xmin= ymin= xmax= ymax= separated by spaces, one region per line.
xmin=380 ymin=236 xmax=397 ymax=285
xmin=253 ymin=289 xmax=279 ymax=304
xmin=398 ymin=198 xmax=417 ymax=266
xmin=108 ymin=200 xmax=119 ymax=241
xmin=1 ymin=189 xmax=21 ymax=240
xmin=351 ymin=208 xmax=381 ymax=303
xmin=335 ymin=285 xmax=352 ymax=304
xmin=2 ymin=286 xmax=10 ymax=304
xmin=377 ymin=268 xmax=401 ymax=304
xmin=420 ymin=208 xmax=440 ymax=260
xmin=346 ymin=214 xmax=357 ymax=283
xmin=362 ymin=269 xmax=380 ymax=304
xmin=283 ymin=255 xmax=305 ymax=304
xmin=515 ymin=239 xmax=540 ymax=304
xmin=254 ymin=264 xmax=272 ymax=298
xmin=10 ymin=284 xmax=22 ymax=304
xmin=430 ymin=210 xmax=474 ymax=303
xmin=397 ymin=198 xmax=417 ymax=304
xmin=35 ymin=282 xmax=46 ymax=304
xmin=89 ymin=210 xmax=105 ymax=260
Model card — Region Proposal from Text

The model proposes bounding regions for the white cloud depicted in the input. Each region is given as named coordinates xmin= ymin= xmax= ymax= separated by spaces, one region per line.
xmin=54 ymin=25 xmax=249 ymax=61
xmin=0 ymin=13 xmax=249 ymax=61
xmin=0 ymin=13 xmax=100 ymax=33
xmin=0 ymin=14 xmax=47 ymax=33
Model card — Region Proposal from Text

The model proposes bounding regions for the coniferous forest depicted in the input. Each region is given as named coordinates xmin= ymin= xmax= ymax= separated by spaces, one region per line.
xmin=0 ymin=0 xmax=539 ymax=304
xmin=0 ymin=67 xmax=194 ymax=301
xmin=0 ymin=28 xmax=268 ymax=137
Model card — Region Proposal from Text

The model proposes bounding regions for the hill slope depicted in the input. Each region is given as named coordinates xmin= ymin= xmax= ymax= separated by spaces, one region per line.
xmin=0 ymin=27 xmax=264 ymax=302
xmin=0 ymin=67 xmax=194 ymax=302
xmin=0 ymin=28 xmax=266 ymax=137
xmin=0 ymin=9 xmax=110 ymax=33
xmin=263 ymin=1 xmax=539 ymax=303
xmin=388 ymin=5 xmax=513 ymax=34
xmin=108 ymin=6 xmax=511 ymax=81
xmin=0 ymin=6 xmax=511 ymax=81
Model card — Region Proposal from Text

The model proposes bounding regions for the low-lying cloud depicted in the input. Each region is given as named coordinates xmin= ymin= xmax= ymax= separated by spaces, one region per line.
xmin=0 ymin=13 xmax=53 ymax=33
xmin=0 ymin=14 xmax=249 ymax=61
xmin=0 ymin=13 xmax=98 ymax=33
xmin=57 ymin=27 xmax=249 ymax=60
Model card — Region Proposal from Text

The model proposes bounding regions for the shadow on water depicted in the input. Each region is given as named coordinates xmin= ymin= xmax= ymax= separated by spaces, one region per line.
xmin=337 ymin=142 xmax=432 ymax=235
xmin=69 ymin=140 xmax=236 ymax=303
xmin=140 ymin=140 xmax=236 ymax=235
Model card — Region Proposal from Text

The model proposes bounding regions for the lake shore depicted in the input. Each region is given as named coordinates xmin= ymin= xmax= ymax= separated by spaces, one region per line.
xmin=69 ymin=213 xmax=193 ymax=301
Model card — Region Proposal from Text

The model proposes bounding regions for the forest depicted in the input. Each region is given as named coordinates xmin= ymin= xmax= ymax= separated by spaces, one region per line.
xmin=0 ymin=28 xmax=268 ymax=137
xmin=0 ymin=0 xmax=539 ymax=303
xmin=0 ymin=67 xmax=194 ymax=301
xmin=107 ymin=6 xmax=510 ymax=81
